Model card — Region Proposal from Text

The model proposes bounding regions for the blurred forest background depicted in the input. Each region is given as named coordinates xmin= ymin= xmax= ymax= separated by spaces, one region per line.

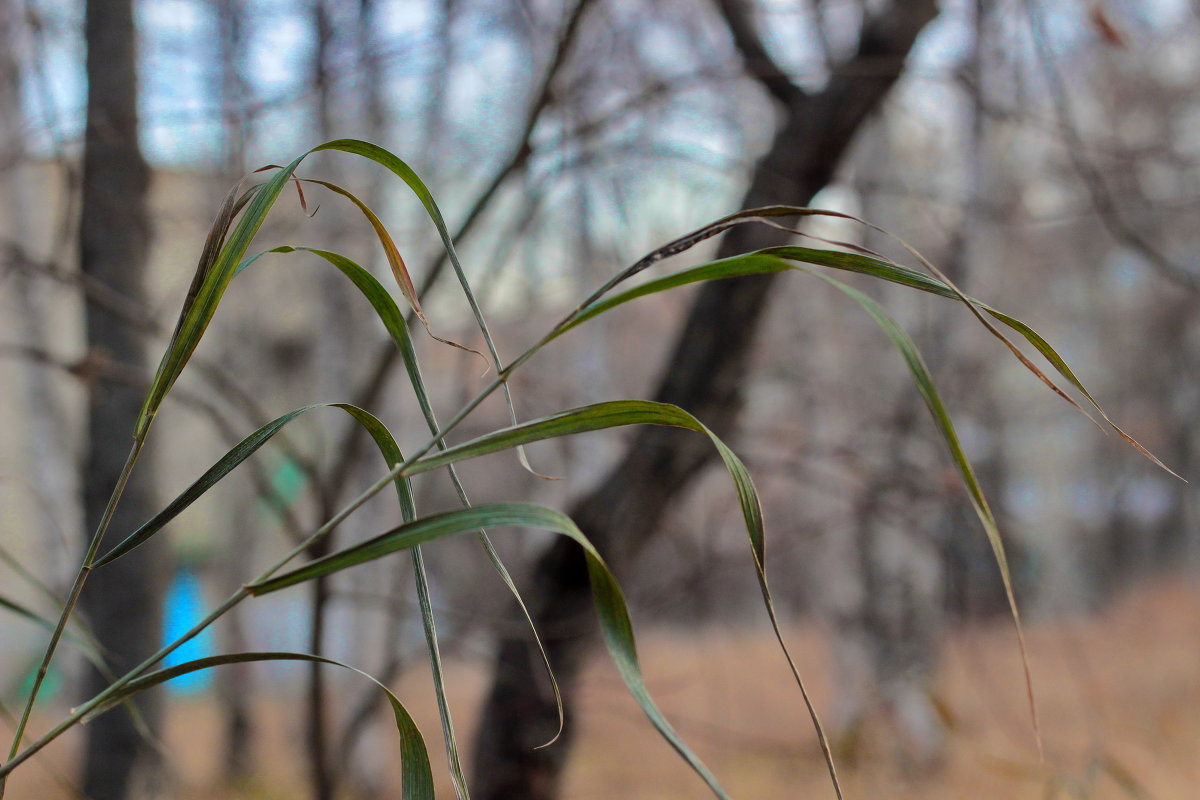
xmin=1 ymin=0 xmax=1199 ymax=798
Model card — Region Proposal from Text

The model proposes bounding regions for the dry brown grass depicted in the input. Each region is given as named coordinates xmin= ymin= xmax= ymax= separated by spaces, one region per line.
xmin=9 ymin=575 xmax=1199 ymax=799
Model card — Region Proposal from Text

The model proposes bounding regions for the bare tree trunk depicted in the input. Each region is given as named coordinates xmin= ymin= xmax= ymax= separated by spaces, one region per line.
xmin=470 ymin=3 xmax=939 ymax=798
xmin=306 ymin=4 xmax=354 ymax=797
xmin=211 ymin=0 xmax=257 ymax=784
xmin=77 ymin=0 xmax=165 ymax=797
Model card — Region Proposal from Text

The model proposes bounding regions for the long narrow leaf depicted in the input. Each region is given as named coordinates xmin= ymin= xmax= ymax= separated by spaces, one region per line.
xmin=125 ymin=138 xmax=564 ymax=780
xmin=766 ymin=246 xmax=1109 ymax=428
xmin=116 ymin=138 xmax=570 ymax=783
xmin=576 ymin=205 xmax=860 ymax=307
xmin=776 ymin=246 xmax=1179 ymax=476
xmin=248 ymin=503 xmax=733 ymax=800
xmin=562 ymin=201 xmax=1117 ymax=452
xmin=808 ymin=269 xmax=1041 ymax=752
xmin=555 ymin=246 xmax=1172 ymax=477
xmin=0 ymin=596 xmax=107 ymax=670
xmin=298 ymin=178 xmax=481 ymax=359
xmin=79 ymin=653 xmax=433 ymax=800
xmin=289 ymin=242 xmax=557 ymax=774
xmin=167 ymin=181 xmax=248 ymax=342
xmin=136 ymin=156 xmax=305 ymax=440
xmin=97 ymin=404 xmax=384 ymax=567
xmin=94 ymin=400 xmax=459 ymax=791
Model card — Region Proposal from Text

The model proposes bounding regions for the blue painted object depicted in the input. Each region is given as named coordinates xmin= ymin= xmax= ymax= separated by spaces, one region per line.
xmin=161 ymin=570 xmax=214 ymax=693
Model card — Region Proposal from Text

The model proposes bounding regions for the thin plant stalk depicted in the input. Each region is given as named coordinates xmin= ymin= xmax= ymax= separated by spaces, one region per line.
xmin=4 ymin=441 xmax=143 ymax=764
xmin=0 ymin=445 xmax=409 ymax=778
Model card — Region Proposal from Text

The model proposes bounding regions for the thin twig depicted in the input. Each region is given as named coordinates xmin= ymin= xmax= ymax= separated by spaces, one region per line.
xmin=325 ymin=0 xmax=595 ymax=504
xmin=0 ymin=343 xmax=309 ymax=544
xmin=1022 ymin=0 xmax=1200 ymax=294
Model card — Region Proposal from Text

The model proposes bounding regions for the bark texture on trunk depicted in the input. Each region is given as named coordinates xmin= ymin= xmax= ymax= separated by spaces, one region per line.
xmin=78 ymin=1 xmax=164 ymax=797
xmin=470 ymin=3 xmax=939 ymax=798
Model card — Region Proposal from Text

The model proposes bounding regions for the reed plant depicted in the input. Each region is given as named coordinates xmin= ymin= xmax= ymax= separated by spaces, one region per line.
xmin=0 ymin=140 xmax=1169 ymax=799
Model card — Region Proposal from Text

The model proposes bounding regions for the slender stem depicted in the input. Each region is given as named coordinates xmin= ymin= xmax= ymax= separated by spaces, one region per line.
xmin=0 ymin=442 xmax=416 ymax=779
xmin=398 ymin=328 xmax=564 ymax=468
xmin=305 ymin=544 xmax=334 ymax=800
xmin=0 ymin=588 xmax=246 ymax=781
xmin=5 ymin=441 xmax=142 ymax=765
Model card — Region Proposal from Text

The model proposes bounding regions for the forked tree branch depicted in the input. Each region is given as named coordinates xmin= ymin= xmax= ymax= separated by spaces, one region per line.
xmin=714 ymin=0 xmax=807 ymax=106
xmin=469 ymin=2 xmax=939 ymax=799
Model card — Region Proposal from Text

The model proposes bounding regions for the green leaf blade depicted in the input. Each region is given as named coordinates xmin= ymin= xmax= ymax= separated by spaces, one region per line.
xmin=807 ymin=269 xmax=1041 ymax=753
xmin=136 ymin=156 xmax=307 ymax=441
xmin=81 ymin=653 xmax=434 ymax=800
xmin=248 ymin=502 xmax=733 ymax=800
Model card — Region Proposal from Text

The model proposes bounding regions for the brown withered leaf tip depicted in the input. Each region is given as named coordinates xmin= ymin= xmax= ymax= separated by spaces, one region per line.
xmin=1090 ymin=4 xmax=1127 ymax=48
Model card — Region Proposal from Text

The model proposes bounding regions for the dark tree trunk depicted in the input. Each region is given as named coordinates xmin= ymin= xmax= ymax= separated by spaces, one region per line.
xmin=211 ymin=0 xmax=256 ymax=785
xmin=470 ymin=3 xmax=939 ymax=798
xmin=78 ymin=0 xmax=165 ymax=797
xmin=306 ymin=4 xmax=336 ymax=798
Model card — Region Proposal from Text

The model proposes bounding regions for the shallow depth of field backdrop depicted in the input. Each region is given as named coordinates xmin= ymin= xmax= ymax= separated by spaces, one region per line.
xmin=2 ymin=1 xmax=1199 ymax=799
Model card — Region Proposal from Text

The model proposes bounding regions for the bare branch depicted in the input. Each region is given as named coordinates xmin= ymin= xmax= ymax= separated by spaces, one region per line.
xmin=0 ymin=343 xmax=309 ymax=545
xmin=1022 ymin=0 xmax=1200 ymax=294
xmin=2 ymin=238 xmax=322 ymax=483
xmin=326 ymin=0 xmax=596 ymax=505
xmin=713 ymin=0 xmax=806 ymax=105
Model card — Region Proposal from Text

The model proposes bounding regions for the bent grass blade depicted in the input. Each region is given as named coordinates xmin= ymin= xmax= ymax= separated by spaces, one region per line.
xmin=80 ymin=653 xmax=434 ymax=800
xmin=297 ymin=177 xmax=483 ymax=361
xmin=309 ymin=140 xmax=541 ymax=476
xmin=402 ymin=399 xmax=843 ymax=796
xmin=807 ymin=269 xmax=1042 ymax=756
xmin=248 ymin=503 xmax=734 ymax=800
